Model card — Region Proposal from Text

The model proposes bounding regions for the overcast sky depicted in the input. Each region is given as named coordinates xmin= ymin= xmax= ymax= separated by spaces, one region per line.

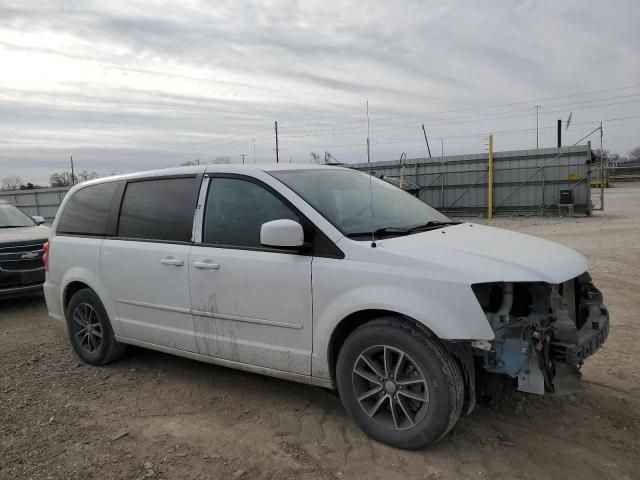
xmin=1 ymin=0 xmax=639 ymax=185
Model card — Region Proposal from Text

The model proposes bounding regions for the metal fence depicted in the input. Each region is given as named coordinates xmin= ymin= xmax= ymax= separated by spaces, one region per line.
xmin=351 ymin=143 xmax=594 ymax=216
xmin=0 ymin=186 xmax=71 ymax=222
xmin=1 ymin=144 xmax=595 ymax=221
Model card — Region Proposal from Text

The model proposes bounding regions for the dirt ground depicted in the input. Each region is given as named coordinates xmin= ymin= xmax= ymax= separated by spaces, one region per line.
xmin=1 ymin=185 xmax=639 ymax=480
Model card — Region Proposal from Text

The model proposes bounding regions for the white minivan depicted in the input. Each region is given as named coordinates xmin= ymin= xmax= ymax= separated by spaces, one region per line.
xmin=44 ymin=164 xmax=608 ymax=449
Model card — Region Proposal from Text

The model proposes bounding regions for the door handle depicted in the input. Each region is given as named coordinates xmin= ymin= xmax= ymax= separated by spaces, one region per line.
xmin=193 ymin=260 xmax=220 ymax=270
xmin=160 ymin=256 xmax=184 ymax=266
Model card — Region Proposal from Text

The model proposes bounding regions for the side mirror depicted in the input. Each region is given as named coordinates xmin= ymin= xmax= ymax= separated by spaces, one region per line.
xmin=32 ymin=216 xmax=45 ymax=225
xmin=260 ymin=219 xmax=304 ymax=248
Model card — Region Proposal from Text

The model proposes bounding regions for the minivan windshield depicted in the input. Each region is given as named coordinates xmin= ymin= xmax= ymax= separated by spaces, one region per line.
xmin=0 ymin=203 xmax=36 ymax=228
xmin=271 ymin=169 xmax=453 ymax=238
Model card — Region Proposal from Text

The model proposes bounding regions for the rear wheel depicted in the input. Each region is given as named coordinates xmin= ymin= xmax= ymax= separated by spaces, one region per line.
xmin=65 ymin=288 xmax=126 ymax=365
xmin=336 ymin=318 xmax=464 ymax=449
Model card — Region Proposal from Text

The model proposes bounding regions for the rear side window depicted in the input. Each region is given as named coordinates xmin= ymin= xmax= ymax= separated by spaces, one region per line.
xmin=57 ymin=182 xmax=119 ymax=235
xmin=118 ymin=177 xmax=198 ymax=242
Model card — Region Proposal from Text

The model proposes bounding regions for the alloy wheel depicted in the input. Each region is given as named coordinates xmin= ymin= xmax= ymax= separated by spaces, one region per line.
xmin=352 ymin=345 xmax=430 ymax=430
xmin=71 ymin=302 xmax=102 ymax=353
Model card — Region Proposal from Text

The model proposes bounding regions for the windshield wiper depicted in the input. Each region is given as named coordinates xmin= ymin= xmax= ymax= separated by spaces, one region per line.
xmin=406 ymin=221 xmax=460 ymax=232
xmin=346 ymin=226 xmax=410 ymax=238
xmin=347 ymin=222 xmax=460 ymax=239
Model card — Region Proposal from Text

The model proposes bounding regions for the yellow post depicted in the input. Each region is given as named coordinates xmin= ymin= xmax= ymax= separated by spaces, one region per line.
xmin=487 ymin=134 xmax=494 ymax=219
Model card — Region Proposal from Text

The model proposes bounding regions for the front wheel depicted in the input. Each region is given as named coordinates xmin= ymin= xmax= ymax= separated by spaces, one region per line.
xmin=336 ymin=318 xmax=464 ymax=449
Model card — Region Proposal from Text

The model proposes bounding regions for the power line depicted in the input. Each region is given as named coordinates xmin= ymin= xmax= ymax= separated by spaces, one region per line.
xmin=95 ymin=86 xmax=640 ymax=160
xmin=306 ymin=114 xmax=640 ymax=151
xmin=276 ymin=83 xmax=640 ymax=130
xmin=106 ymin=97 xmax=640 ymax=160
xmin=277 ymin=101 xmax=639 ymax=144
xmin=143 ymin=132 xmax=273 ymax=157
xmin=279 ymin=93 xmax=640 ymax=138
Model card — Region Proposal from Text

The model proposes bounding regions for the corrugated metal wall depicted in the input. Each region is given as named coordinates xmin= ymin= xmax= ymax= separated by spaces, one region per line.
xmin=0 ymin=187 xmax=71 ymax=221
xmin=351 ymin=144 xmax=593 ymax=216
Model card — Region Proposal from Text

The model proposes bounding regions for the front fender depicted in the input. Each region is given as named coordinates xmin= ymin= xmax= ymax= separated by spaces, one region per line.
xmin=311 ymin=257 xmax=494 ymax=380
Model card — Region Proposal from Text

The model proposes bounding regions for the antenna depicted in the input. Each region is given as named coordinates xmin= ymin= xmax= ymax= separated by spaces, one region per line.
xmin=274 ymin=121 xmax=279 ymax=163
xmin=366 ymin=101 xmax=376 ymax=248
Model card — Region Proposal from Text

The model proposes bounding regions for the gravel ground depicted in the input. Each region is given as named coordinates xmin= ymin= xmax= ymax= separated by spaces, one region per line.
xmin=1 ymin=185 xmax=639 ymax=480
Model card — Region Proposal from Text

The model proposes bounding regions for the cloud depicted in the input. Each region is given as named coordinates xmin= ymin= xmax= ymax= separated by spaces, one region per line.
xmin=0 ymin=0 xmax=639 ymax=184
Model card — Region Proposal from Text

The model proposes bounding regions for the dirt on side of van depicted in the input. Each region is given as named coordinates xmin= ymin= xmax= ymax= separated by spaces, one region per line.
xmin=1 ymin=184 xmax=639 ymax=480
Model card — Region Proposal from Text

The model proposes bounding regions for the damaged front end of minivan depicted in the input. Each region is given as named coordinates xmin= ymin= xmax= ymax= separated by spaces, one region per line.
xmin=471 ymin=272 xmax=609 ymax=395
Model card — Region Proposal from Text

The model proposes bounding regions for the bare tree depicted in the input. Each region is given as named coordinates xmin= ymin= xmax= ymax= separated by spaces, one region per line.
xmin=629 ymin=146 xmax=640 ymax=163
xmin=49 ymin=172 xmax=74 ymax=187
xmin=593 ymin=149 xmax=610 ymax=165
xmin=1 ymin=176 xmax=23 ymax=191
xmin=213 ymin=156 xmax=230 ymax=164
xmin=310 ymin=152 xmax=321 ymax=164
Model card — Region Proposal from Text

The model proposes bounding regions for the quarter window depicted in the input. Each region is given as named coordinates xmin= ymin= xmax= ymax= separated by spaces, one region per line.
xmin=57 ymin=181 xmax=119 ymax=235
xmin=118 ymin=177 xmax=198 ymax=242
xmin=203 ymin=177 xmax=299 ymax=248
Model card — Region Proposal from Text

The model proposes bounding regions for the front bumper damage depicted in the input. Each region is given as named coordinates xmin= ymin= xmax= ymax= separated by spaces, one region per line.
xmin=472 ymin=273 xmax=609 ymax=395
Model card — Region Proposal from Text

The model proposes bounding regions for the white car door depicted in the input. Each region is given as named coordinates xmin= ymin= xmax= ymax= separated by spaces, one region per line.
xmin=101 ymin=176 xmax=200 ymax=352
xmin=189 ymin=175 xmax=313 ymax=375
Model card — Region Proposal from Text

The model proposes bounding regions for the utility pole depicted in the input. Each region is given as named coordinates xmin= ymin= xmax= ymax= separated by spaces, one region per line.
xmin=535 ymin=106 xmax=541 ymax=148
xmin=600 ymin=121 xmax=604 ymax=211
xmin=421 ymin=124 xmax=432 ymax=158
xmin=487 ymin=134 xmax=494 ymax=219
xmin=440 ymin=138 xmax=445 ymax=209
xmin=253 ymin=139 xmax=256 ymax=163
xmin=274 ymin=121 xmax=279 ymax=163
xmin=240 ymin=154 xmax=246 ymax=164
xmin=70 ymin=155 xmax=75 ymax=185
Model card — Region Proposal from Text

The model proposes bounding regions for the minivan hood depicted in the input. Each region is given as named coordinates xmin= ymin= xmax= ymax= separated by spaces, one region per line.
xmin=376 ymin=223 xmax=587 ymax=284
xmin=0 ymin=225 xmax=50 ymax=244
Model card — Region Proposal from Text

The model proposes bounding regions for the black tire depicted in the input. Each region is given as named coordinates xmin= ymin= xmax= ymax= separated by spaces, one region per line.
xmin=336 ymin=318 xmax=464 ymax=449
xmin=65 ymin=288 xmax=126 ymax=365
